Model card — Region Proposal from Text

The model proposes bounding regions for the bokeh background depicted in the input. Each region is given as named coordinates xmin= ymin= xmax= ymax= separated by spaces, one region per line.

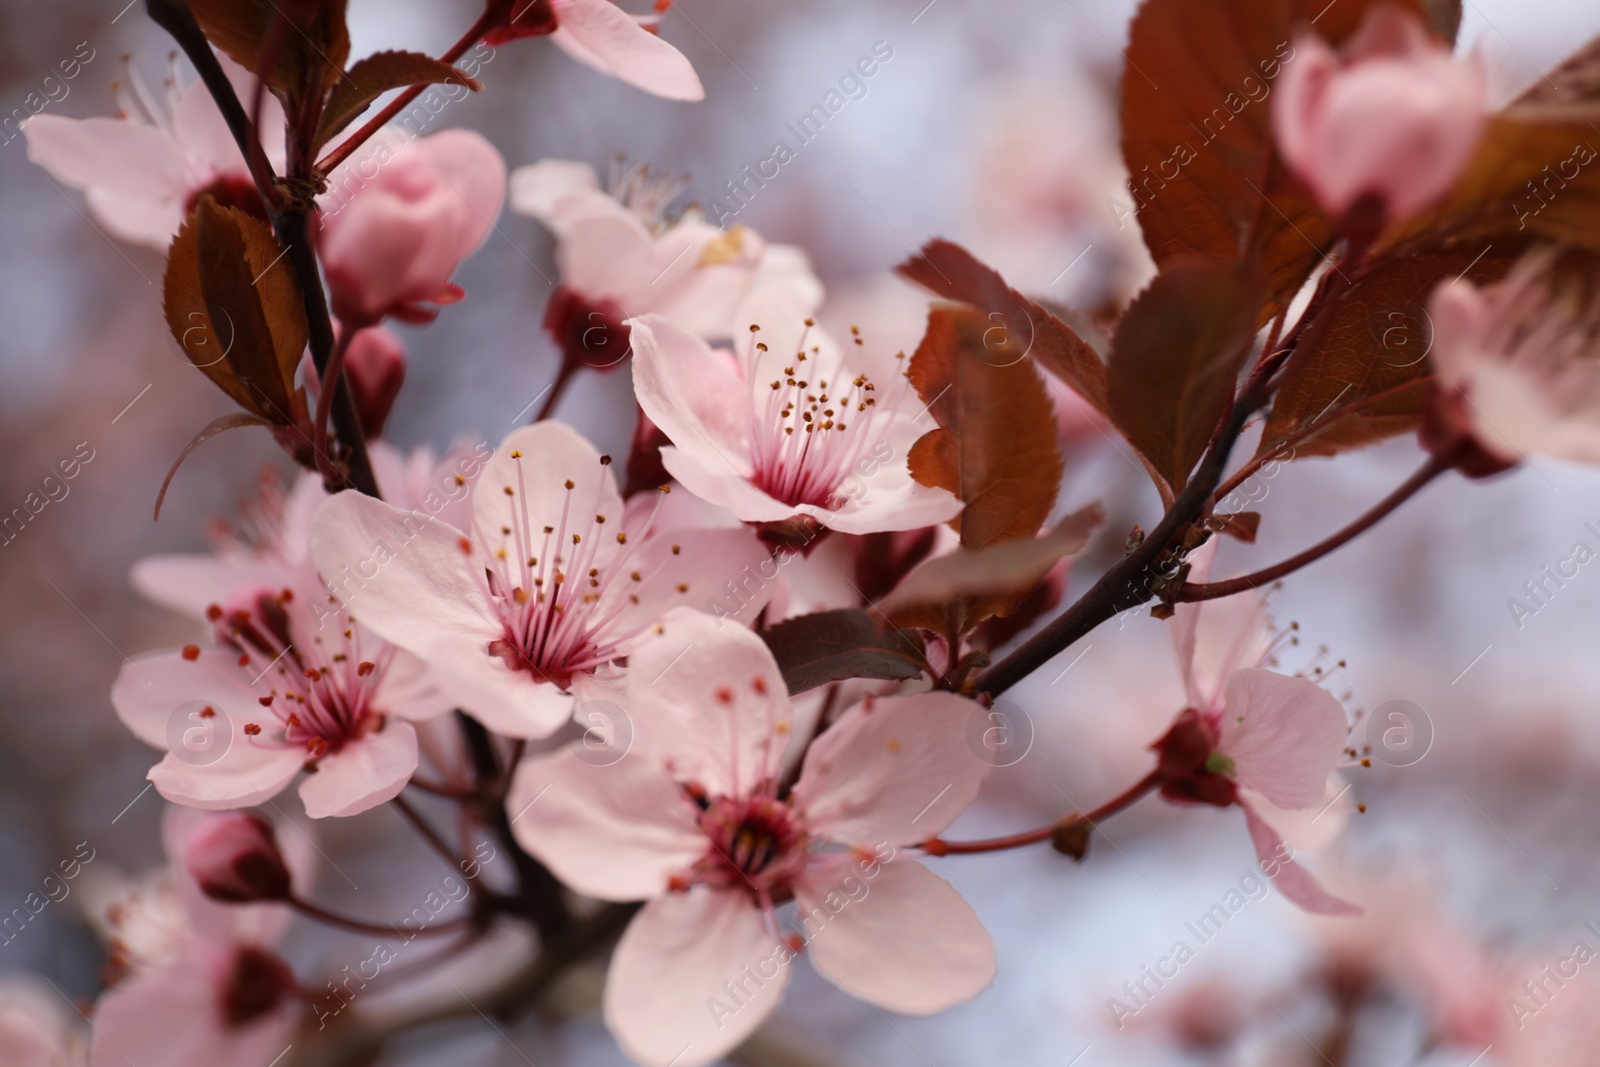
xmin=4 ymin=1 xmax=1600 ymax=1064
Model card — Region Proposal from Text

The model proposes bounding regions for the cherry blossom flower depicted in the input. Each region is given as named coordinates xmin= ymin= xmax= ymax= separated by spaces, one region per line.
xmin=88 ymin=807 xmax=306 ymax=1067
xmin=512 ymin=159 xmax=821 ymax=359
xmin=318 ymin=129 xmax=507 ymax=325
xmin=507 ymin=608 xmax=995 ymax=1067
xmin=486 ymin=0 xmax=704 ymax=101
xmin=627 ymin=291 xmax=963 ymax=535
xmin=111 ymin=573 xmax=453 ymax=819
xmin=310 ymin=421 xmax=774 ymax=738
xmin=1272 ymin=6 xmax=1487 ymax=224
xmin=1155 ymin=547 xmax=1360 ymax=916
xmin=23 ymin=56 xmax=284 ymax=249
xmin=1427 ymin=250 xmax=1600 ymax=469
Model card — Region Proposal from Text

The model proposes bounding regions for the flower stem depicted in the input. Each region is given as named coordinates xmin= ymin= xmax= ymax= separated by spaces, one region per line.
xmin=1180 ymin=455 xmax=1448 ymax=602
xmin=922 ymin=770 xmax=1161 ymax=856
xmin=391 ymin=794 xmax=469 ymax=876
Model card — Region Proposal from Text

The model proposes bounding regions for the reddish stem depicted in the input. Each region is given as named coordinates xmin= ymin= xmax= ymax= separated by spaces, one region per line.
xmin=1181 ymin=456 xmax=1448 ymax=603
xmin=392 ymin=794 xmax=472 ymax=878
xmin=312 ymin=321 xmax=361 ymax=484
xmin=316 ymin=11 xmax=494 ymax=174
xmin=922 ymin=770 xmax=1161 ymax=856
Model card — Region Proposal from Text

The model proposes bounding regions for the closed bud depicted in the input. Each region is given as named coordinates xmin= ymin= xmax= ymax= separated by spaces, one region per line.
xmin=184 ymin=812 xmax=292 ymax=903
xmin=345 ymin=327 xmax=407 ymax=439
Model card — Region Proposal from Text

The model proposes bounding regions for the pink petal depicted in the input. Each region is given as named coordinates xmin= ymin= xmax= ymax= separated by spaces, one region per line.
xmin=427 ymin=631 xmax=578 ymax=738
xmin=0 ymin=1002 xmax=70 ymax=1067
xmin=506 ymin=748 xmax=704 ymax=901
xmin=470 ymin=422 xmax=624 ymax=561
xmin=130 ymin=554 xmax=294 ymax=621
xmin=309 ymin=490 xmax=502 ymax=658
xmin=659 ymin=446 xmax=797 ymax=523
xmin=147 ymin=738 xmax=304 ymax=812
xmin=89 ymin=946 xmax=296 ymax=1067
xmin=630 ymin=314 xmax=756 ymax=477
xmin=508 ymin=159 xmax=602 ymax=221
xmin=1217 ymin=669 xmax=1349 ymax=811
xmin=595 ymin=526 xmax=776 ymax=640
xmin=176 ymin=57 xmax=287 ymax=175
xmin=624 ymin=607 xmax=792 ymax=797
xmin=550 ymin=0 xmax=705 ymax=102
xmin=794 ymin=692 xmax=989 ymax=845
xmin=373 ymin=649 xmax=456 ymax=723
xmin=1242 ymin=800 xmax=1362 ymax=917
xmin=551 ymin=198 xmax=659 ymax=301
xmin=23 ymin=114 xmax=187 ymax=200
xmin=297 ymin=718 xmax=418 ymax=818
xmin=112 ymin=647 xmax=263 ymax=749
xmin=1168 ymin=544 xmax=1273 ymax=713
xmin=795 ymin=853 xmax=996 ymax=1013
xmin=603 ymin=889 xmax=786 ymax=1067
xmin=84 ymin=186 xmax=184 ymax=249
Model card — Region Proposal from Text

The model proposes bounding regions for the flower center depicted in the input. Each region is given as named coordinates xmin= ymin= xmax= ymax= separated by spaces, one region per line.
xmin=211 ymin=586 xmax=390 ymax=760
xmin=686 ymin=793 xmax=808 ymax=901
xmin=744 ymin=320 xmax=909 ymax=509
xmin=473 ymin=453 xmax=670 ymax=688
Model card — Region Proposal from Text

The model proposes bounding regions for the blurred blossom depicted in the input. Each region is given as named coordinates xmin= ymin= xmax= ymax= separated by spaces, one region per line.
xmin=23 ymin=56 xmax=283 ymax=248
xmin=1272 ymin=6 xmax=1488 ymax=225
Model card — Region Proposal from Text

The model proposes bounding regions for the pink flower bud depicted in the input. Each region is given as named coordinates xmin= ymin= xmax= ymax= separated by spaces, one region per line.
xmin=184 ymin=812 xmax=292 ymax=903
xmin=1272 ymin=8 xmax=1487 ymax=226
xmin=344 ymin=326 xmax=407 ymax=439
xmin=319 ymin=129 xmax=507 ymax=325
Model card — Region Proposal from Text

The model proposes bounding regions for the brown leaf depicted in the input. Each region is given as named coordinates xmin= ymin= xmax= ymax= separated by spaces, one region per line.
xmin=760 ymin=610 xmax=926 ymax=695
xmin=317 ymin=50 xmax=481 ymax=146
xmin=882 ymin=505 xmax=1105 ymax=634
xmin=1211 ymin=511 xmax=1261 ymax=543
xmin=1257 ymin=250 xmax=1515 ymax=460
xmin=1107 ymin=263 xmax=1259 ymax=492
xmin=1377 ymin=110 xmax=1600 ymax=258
xmin=155 ymin=412 xmax=272 ymax=521
xmin=190 ymin=0 xmax=350 ymax=102
xmin=164 ymin=197 xmax=308 ymax=423
xmin=896 ymin=240 xmax=1109 ymax=414
xmin=907 ymin=305 xmax=1065 ymax=550
xmin=1120 ymin=0 xmax=1432 ymax=316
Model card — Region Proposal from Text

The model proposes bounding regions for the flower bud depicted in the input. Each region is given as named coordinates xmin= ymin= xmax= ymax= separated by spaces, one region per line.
xmin=184 ymin=812 xmax=292 ymax=903
xmin=344 ymin=326 xmax=407 ymax=439
xmin=1272 ymin=7 xmax=1487 ymax=226
xmin=319 ymin=129 xmax=507 ymax=325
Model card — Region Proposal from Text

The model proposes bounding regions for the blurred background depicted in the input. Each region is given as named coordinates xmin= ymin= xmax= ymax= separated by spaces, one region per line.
xmin=3 ymin=0 xmax=1600 ymax=1064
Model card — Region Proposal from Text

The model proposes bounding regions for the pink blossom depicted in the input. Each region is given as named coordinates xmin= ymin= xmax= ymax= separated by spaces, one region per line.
xmin=512 ymin=159 xmax=821 ymax=362
xmin=111 ymin=575 xmax=452 ymax=819
xmin=343 ymin=326 xmax=408 ymax=438
xmin=550 ymin=0 xmax=704 ymax=102
xmin=310 ymin=421 xmax=774 ymax=738
xmin=318 ymin=129 xmax=507 ymax=324
xmin=1158 ymin=549 xmax=1360 ymax=916
xmin=1427 ymin=250 xmax=1600 ymax=468
xmin=89 ymin=809 xmax=305 ymax=1067
xmin=628 ymin=291 xmax=963 ymax=535
xmin=0 ymin=983 xmax=82 ymax=1067
xmin=507 ymin=609 xmax=995 ymax=1066
xmin=184 ymin=813 xmax=293 ymax=903
xmin=1272 ymin=7 xmax=1487 ymax=224
xmin=23 ymin=57 xmax=284 ymax=248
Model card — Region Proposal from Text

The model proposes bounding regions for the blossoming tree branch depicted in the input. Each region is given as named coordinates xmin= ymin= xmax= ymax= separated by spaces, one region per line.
xmin=11 ymin=0 xmax=1600 ymax=1063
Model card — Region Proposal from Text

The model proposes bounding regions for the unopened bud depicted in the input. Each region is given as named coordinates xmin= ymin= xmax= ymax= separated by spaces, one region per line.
xmin=185 ymin=812 xmax=292 ymax=903
xmin=345 ymin=326 xmax=407 ymax=439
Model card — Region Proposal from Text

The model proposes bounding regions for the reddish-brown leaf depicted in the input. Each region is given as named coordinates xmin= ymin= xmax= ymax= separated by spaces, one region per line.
xmin=760 ymin=610 xmax=926 ymax=695
xmin=190 ymin=0 xmax=350 ymax=101
xmin=1257 ymin=250 xmax=1515 ymax=460
xmin=163 ymin=198 xmax=308 ymax=423
xmin=906 ymin=305 xmax=1065 ymax=550
xmin=896 ymin=240 xmax=1109 ymax=415
xmin=1120 ymin=0 xmax=1431 ymax=316
xmin=1107 ymin=263 xmax=1258 ymax=492
xmin=317 ymin=50 xmax=481 ymax=146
